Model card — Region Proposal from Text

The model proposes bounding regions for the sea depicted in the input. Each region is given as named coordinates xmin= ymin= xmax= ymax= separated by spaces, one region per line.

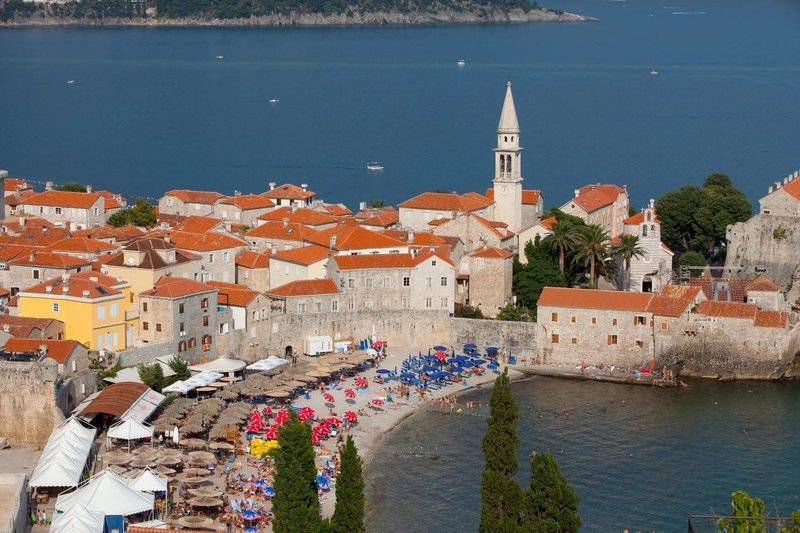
xmin=365 ymin=377 xmax=800 ymax=532
xmin=1 ymin=0 xmax=799 ymax=211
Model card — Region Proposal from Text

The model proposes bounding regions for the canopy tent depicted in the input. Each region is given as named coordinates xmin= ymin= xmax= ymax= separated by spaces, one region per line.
xmin=122 ymin=388 xmax=165 ymax=422
xmin=29 ymin=417 xmax=97 ymax=489
xmin=79 ymin=382 xmax=164 ymax=423
xmin=162 ymin=371 xmax=223 ymax=395
xmin=56 ymin=469 xmax=155 ymax=517
xmin=190 ymin=357 xmax=246 ymax=374
xmin=246 ymin=356 xmax=289 ymax=372
xmin=127 ymin=468 xmax=168 ymax=493
xmin=107 ymin=419 xmax=154 ymax=452
xmin=50 ymin=502 xmax=105 ymax=533
xmin=104 ymin=364 xmax=176 ymax=384
xmin=161 ymin=381 xmax=192 ymax=394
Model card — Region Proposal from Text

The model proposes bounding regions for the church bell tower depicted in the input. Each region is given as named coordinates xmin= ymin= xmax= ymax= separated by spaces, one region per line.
xmin=492 ymin=81 xmax=524 ymax=234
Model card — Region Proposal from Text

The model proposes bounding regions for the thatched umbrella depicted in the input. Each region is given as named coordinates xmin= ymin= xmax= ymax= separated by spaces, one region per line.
xmin=104 ymin=451 xmax=131 ymax=465
xmin=188 ymin=450 xmax=217 ymax=462
xmin=213 ymin=389 xmax=239 ymax=401
xmin=181 ymin=476 xmax=210 ymax=485
xmin=183 ymin=467 xmax=212 ymax=477
xmin=208 ymin=425 xmax=229 ymax=441
xmin=153 ymin=419 xmax=180 ymax=433
xmin=155 ymin=455 xmax=183 ymax=466
xmin=173 ymin=515 xmax=214 ymax=528
xmin=106 ymin=464 xmax=127 ymax=475
xmin=209 ymin=441 xmax=234 ymax=451
xmin=306 ymin=370 xmax=328 ymax=379
xmin=180 ymin=420 xmax=205 ymax=435
xmin=129 ymin=457 xmax=155 ymax=469
xmin=188 ymin=487 xmax=223 ymax=498
xmin=155 ymin=466 xmax=177 ymax=476
xmin=181 ymin=438 xmax=207 ymax=449
xmin=187 ymin=496 xmax=223 ymax=508
xmin=220 ymin=376 xmax=240 ymax=382
xmin=265 ymin=390 xmax=290 ymax=398
xmin=293 ymin=375 xmax=317 ymax=383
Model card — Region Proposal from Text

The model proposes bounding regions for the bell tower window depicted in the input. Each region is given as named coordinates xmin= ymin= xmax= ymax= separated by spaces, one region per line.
xmin=506 ymin=157 xmax=511 ymax=173
xmin=642 ymin=225 xmax=648 ymax=237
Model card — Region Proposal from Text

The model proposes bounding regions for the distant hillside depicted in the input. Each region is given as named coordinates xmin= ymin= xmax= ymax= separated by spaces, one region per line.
xmin=0 ymin=0 xmax=593 ymax=25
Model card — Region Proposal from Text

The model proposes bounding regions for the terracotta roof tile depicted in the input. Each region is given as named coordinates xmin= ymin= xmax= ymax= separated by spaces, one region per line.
xmin=538 ymin=287 xmax=653 ymax=312
xmin=245 ymin=221 xmax=329 ymax=247
xmin=647 ymin=285 xmax=703 ymax=317
xmin=470 ymin=247 xmax=514 ymax=259
xmin=163 ymin=190 xmax=225 ymax=204
xmin=261 ymin=183 xmax=315 ymax=200
xmin=0 ymin=244 xmax=35 ymax=263
xmin=570 ymin=184 xmax=627 ymax=213
xmin=399 ymin=191 xmax=492 ymax=212
xmin=207 ymin=281 xmax=259 ymax=307
xmin=3 ymin=178 xmax=33 ymax=192
xmin=354 ymin=206 xmax=396 ymax=220
xmin=623 ymin=211 xmax=662 ymax=225
xmin=168 ymin=231 xmax=247 ymax=252
xmin=484 ymin=188 xmax=542 ymax=205
xmin=427 ymin=218 xmax=450 ymax=227
xmin=19 ymin=190 xmax=102 ymax=209
xmin=330 ymin=225 xmax=407 ymax=251
xmin=20 ymin=271 xmax=125 ymax=299
xmin=271 ymin=245 xmax=330 ymax=266
xmin=45 ymin=237 xmax=118 ymax=254
xmin=383 ymin=230 xmax=445 ymax=247
xmin=172 ymin=216 xmax=223 ymax=234
xmin=745 ymin=275 xmax=780 ymax=292
xmin=258 ymin=207 xmax=338 ymax=227
xmin=778 ymin=177 xmax=800 ymax=201
xmin=0 ymin=316 xmax=61 ymax=339
xmin=469 ymin=213 xmax=514 ymax=239
xmin=9 ymin=251 xmax=93 ymax=269
xmin=268 ymin=279 xmax=338 ymax=297
xmin=80 ymin=381 xmax=150 ymax=418
xmin=539 ymin=216 xmax=557 ymax=230
xmin=2 ymin=338 xmax=80 ymax=363
xmin=754 ymin=309 xmax=788 ymax=328
xmin=7 ymin=226 xmax=72 ymax=247
xmin=318 ymin=204 xmax=352 ymax=217
xmin=360 ymin=211 xmax=399 ymax=228
xmin=235 ymin=250 xmax=270 ymax=269
xmin=696 ymin=300 xmax=758 ymax=319
xmin=219 ymin=194 xmax=275 ymax=210
xmin=413 ymin=247 xmax=455 ymax=267
xmin=140 ymin=276 xmax=216 ymax=298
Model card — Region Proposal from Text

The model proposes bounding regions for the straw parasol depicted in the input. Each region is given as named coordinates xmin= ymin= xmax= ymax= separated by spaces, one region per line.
xmin=187 ymin=496 xmax=223 ymax=508
xmin=213 ymin=389 xmax=239 ymax=400
xmin=155 ymin=466 xmax=177 ymax=476
xmin=184 ymin=467 xmax=212 ymax=477
xmin=265 ymin=390 xmax=290 ymax=398
xmin=220 ymin=376 xmax=240 ymax=382
xmin=181 ymin=438 xmax=207 ymax=449
xmin=209 ymin=441 xmax=234 ymax=451
xmin=155 ymin=455 xmax=183 ymax=466
xmin=179 ymin=420 xmax=205 ymax=435
xmin=306 ymin=370 xmax=328 ymax=378
xmin=195 ymin=386 xmax=217 ymax=394
xmin=104 ymin=451 xmax=131 ymax=465
xmin=129 ymin=458 xmax=155 ymax=469
xmin=210 ymin=381 xmax=228 ymax=388
xmin=181 ymin=476 xmax=211 ymax=485
xmin=293 ymin=375 xmax=317 ymax=383
xmin=173 ymin=516 xmax=214 ymax=528
xmin=188 ymin=487 xmax=223 ymax=498
xmin=106 ymin=464 xmax=127 ymax=475
xmin=188 ymin=450 xmax=217 ymax=463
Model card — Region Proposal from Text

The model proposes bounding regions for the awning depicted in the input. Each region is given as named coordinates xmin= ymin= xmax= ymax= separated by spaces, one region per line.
xmin=56 ymin=469 xmax=155 ymax=516
xmin=107 ymin=418 xmax=153 ymax=442
xmin=127 ymin=468 xmax=168 ymax=493
xmin=121 ymin=388 xmax=165 ymax=422
xmin=50 ymin=502 xmax=104 ymax=533
xmin=190 ymin=356 xmax=246 ymax=374
xmin=104 ymin=364 xmax=176 ymax=384
xmin=246 ymin=356 xmax=289 ymax=372
xmin=29 ymin=417 xmax=97 ymax=488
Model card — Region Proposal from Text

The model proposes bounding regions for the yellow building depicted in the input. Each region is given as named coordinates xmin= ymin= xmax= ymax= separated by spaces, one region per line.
xmin=18 ymin=271 xmax=137 ymax=351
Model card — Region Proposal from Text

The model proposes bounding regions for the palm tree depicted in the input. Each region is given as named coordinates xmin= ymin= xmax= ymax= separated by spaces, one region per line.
xmin=613 ymin=234 xmax=647 ymax=291
xmin=542 ymin=220 xmax=579 ymax=274
xmin=574 ymin=225 xmax=610 ymax=288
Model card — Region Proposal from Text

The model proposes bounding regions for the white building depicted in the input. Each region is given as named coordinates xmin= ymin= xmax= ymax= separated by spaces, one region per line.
xmin=621 ymin=200 xmax=673 ymax=292
xmin=491 ymin=81 xmax=525 ymax=235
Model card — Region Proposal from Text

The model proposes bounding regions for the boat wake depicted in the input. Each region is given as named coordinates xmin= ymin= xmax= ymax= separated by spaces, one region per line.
xmin=672 ymin=11 xmax=707 ymax=15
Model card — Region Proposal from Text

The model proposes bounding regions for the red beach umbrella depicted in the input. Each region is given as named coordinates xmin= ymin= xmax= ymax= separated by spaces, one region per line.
xmin=323 ymin=393 xmax=335 ymax=403
xmin=435 ymin=351 xmax=447 ymax=362
xmin=371 ymin=398 xmax=384 ymax=406
xmin=311 ymin=432 xmax=321 ymax=445
xmin=354 ymin=377 xmax=368 ymax=388
xmin=314 ymin=424 xmax=329 ymax=435
xmin=298 ymin=407 xmax=316 ymax=421
xmin=344 ymin=389 xmax=356 ymax=399
xmin=343 ymin=411 xmax=358 ymax=423
xmin=265 ymin=425 xmax=279 ymax=440
xmin=325 ymin=416 xmax=341 ymax=426
xmin=263 ymin=406 xmax=273 ymax=416
xmin=275 ymin=410 xmax=290 ymax=424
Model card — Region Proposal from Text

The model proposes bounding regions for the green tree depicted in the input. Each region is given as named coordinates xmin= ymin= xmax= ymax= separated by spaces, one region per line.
xmin=612 ymin=234 xmax=646 ymax=291
xmin=56 ymin=181 xmax=87 ymax=192
xmin=108 ymin=198 xmax=157 ymax=228
xmin=542 ymin=220 xmax=579 ymax=274
xmin=480 ymin=368 xmax=524 ymax=532
xmin=137 ymin=362 xmax=165 ymax=393
xmin=524 ymin=451 xmax=581 ymax=532
xmin=497 ymin=304 xmax=530 ymax=322
xmin=166 ymin=356 xmax=190 ymax=382
xmin=573 ymin=225 xmax=610 ymax=288
xmin=718 ymin=491 xmax=766 ymax=533
xmin=455 ymin=305 xmax=484 ymax=319
xmin=369 ymin=199 xmax=386 ymax=208
xmin=330 ymin=435 xmax=365 ymax=533
xmin=514 ymin=237 xmax=567 ymax=313
xmin=273 ymin=412 xmax=321 ymax=533
xmin=678 ymin=250 xmax=708 ymax=277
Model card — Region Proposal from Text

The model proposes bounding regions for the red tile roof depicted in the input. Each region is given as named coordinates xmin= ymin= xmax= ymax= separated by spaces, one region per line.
xmin=0 ymin=244 xmax=35 ymax=263
xmin=484 ymin=188 xmax=542 ymax=205
xmin=0 ymin=316 xmax=62 ymax=339
xmin=647 ymin=285 xmax=703 ymax=317
xmin=428 ymin=218 xmax=450 ymax=227
xmin=538 ymin=287 xmax=653 ymax=312
xmin=163 ymin=190 xmax=225 ymax=204
xmin=45 ymin=237 xmax=118 ymax=254
xmin=72 ymin=225 xmax=144 ymax=242
xmin=778 ymin=177 xmax=800 ymax=201
xmin=360 ymin=211 xmax=399 ymax=228
xmin=218 ymin=194 xmax=275 ymax=210
xmin=168 ymin=231 xmax=247 ymax=252
xmin=245 ymin=221 xmax=329 ymax=247
xmin=470 ymin=213 xmax=514 ymax=239
xmin=172 ymin=216 xmax=223 ymax=234
xmin=623 ymin=211 xmax=662 ymax=225
xmin=470 ymin=247 xmax=514 ymax=259
xmin=2 ymin=338 xmax=80 ymax=364
xmin=413 ymin=247 xmax=455 ymax=267
xmin=398 ymin=192 xmax=492 ymax=212
xmin=262 ymin=183 xmax=315 ymax=200
xmin=268 ymin=279 xmax=338 ymax=297
xmin=745 ymin=275 xmax=780 ymax=292
xmin=318 ymin=204 xmax=352 ymax=216
xmin=538 ymin=216 xmax=557 ymax=230
xmin=19 ymin=190 xmax=102 ymax=209
xmin=21 ymin=271 xmax=124 ymax=299
xmin=330 ymin=225 xmax=406 ymax=251
xmin=3 ymin=178 xmax=32 ymax=192
xmin=207 ymin=281 xmax=259 ymax=307
xmin=9 ymin=251 xmax=93 ymax=269
xmin=754 ymin=310 xmax=788 ymax=328
xmin=80 ymin=381 xmax=150 ymax=418
xmin=258 ymin=207 xmax=338 ymax=227
xmin=7 ymin=225 xmax=72 ymax=247
xmin=271 ymin=245 xmax=330 ymax=266
xmin=383 ymin=230 xmax=446 ymax=247
xmin=696 ymin=300 xmax=757 ymax=319
xmin=235 ymin=250 xmax=270 ymax=269
xmin=570 ymin=184 xmax=627 ymax=213
xmin=140 ymin=276 xmax=216 ymax=298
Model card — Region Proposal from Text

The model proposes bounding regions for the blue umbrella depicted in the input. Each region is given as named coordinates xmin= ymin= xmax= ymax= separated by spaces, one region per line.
xmin=486 ymin=347 xmax=499 ymax=354
xmin=462 ymin=360 xmax=475 ymax=368
xmin=472 ymin=359 xmax=487 ymax=365
xmin=422 ymin=365 xmax=438 ymax=373
xmin=253 ymin=479 xmax=268 ymax=488
xmin=401 ymin=372 xmax=416 ymax=380
xmin=433 ymin=345 xmax=447 ymax=351
xmin=317 ymin=475 xmax=331 ymax=489
xmin=263 ymin=487 xmax=275 ymax=497
xmin=241 ymin=510 xmax=260 ymax=521
xmin=463 ymin=343 xmax=477 ymax=350
xmin=244 ymin=527 xmax=260 ymax=533
xmin=376 ymin=369 xmax=392 ymax=374
xmin=446 ymin=358 xmax=460 ymax=364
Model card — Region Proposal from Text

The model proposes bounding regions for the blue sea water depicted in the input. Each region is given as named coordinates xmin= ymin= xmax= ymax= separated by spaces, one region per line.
xmin=365 ymin=377 xmax=800 ymax=532
xmin=1 ymin=0 xmax=799 ymax=211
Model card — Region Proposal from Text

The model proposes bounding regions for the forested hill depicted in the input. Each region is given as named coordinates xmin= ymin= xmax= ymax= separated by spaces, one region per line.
xmin=0 ymin=0 xmax=592 ymax=25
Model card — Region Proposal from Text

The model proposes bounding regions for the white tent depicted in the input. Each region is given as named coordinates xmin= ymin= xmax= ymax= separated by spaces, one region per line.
xmin=190 ymin=356 xmax=245 ymax=374
xmin=127 ymin=468 xmax=168 ymax=493
xmin=50 ymin=503 xmax=105 ymax=533
xmin=107 ymin=419 xmax=154 ymax=452
xmin=162 ymin=380 xmax=192 ymax=394
xmin=29 ymin=417 xmax=97 ymax=489
xmin=247 ymin=356 xmax=289 ymax=372
xmin=56 ymin=469 xmax=154 ymax=517
xmin=104 ymin=364 xmax=176 ymax=384
xmin=121 ymin=388 xmax=165 ymax=422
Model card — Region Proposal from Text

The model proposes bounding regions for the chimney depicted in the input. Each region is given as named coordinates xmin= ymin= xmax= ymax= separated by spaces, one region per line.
xmin=62 ymin=273 xmax=70 ymax=284
xmin=590 ymin=185 xmax=596 ymax=191
xmin=45 ymin=181 xmax=54 ymax=191
xmin=61 ymin=286 xmax=69 ymax=293
xmin=100 ymin=265 xmax=108 ymax=274
xmin=29 ymin=251 xmax=35 ymax=262
xmin=282 ymin=218 xmax=289 ymax=227
xmin=301 ymin=183 xmax=308 ymax=192
xmin=329 ymin=235 xmax=337 ymax=249
xmin=775 ymin=181 xmax=782 ymax=190
xmin=19 ymin=218 xmax=26 ymax=227
xmin=268 ymin=182 xmax=276 ymax=190
xmin=234 ymin=190 xmax=241 ymax=196
xmin=2 ymin=324 xmax=8 ymax=333
xmin=291 ymin=205 xmax=297 ymax=213
xmin=82 ymin=290 xmax=90 ymax=297
xmin=42 ymin=226 xmax=48 ymax=233
xmin=86 ymin=184 xmax=92 ymax=193
xmin=408 ymin=231 xmax=415 ymax=243
xmin=359 ymin=202 xmax=367 ymax=211
xmin=649 ymin=199 xmax=655 ymax=209
xmin=89 ymin=276 xmax=98 ymax=282
xmin=45 ymin=286 xmax=52 ymax=293
xmin=38 ymin=345 xmax=47 ymax=356
xmin=574 ymin=189 xmax=580 ymax=197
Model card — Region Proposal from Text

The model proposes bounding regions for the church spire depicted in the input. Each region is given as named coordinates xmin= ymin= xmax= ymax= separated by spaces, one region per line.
xmin=497 ymin=81 xmax=519 ymax=134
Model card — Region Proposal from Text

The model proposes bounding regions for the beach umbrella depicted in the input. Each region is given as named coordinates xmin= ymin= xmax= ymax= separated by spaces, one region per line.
xmin=263 ymin=487 xmax=275 ymax=497
xmin=181 ymin=438 xmax=207 ymax=449
xmin=265 ymin=425 xmax=279 ymax=440
xmin=311 ymin=432 xmax=321 ymax=445
xmin=155 ymin=455 xmax=182 ymax=466
xmin=315 ymin=366 xmax=333 ymax=374
xmin=344 ymin=389 xmax=356 ymax=399
xmin=189 ymin=450 xmax=217 ymax=464
xmin=209 ymin=441 xmax=234 ymax=451
xmin=104 ymin=451 xmax=131 ymax=465
xmin=155 ymin=466 xmax=177 ymax=476
xmin=343 ymin=411 xmax=358 ymax=423
xmin=433 ymin=345 xmax=447 ymax=351
xmin=464 ymin=343 xmax=477 ymax=350
xmin=213 ymin=389 xmax=239 ymax=400
xmin=275 ymin=410 xmax=290 ymax=423
xmin=187 ymin=496 xmax=223 ymax=508
xmin=244 ymin=527 xmax=260 ymax=533
xmin=435 ymin=352 xmax=447 ymax=362
xmin=323 ymin=393 xmax=335 ymax=403
xmin=174 ymin=515 xmax=214 ymax=528
xmin=473 ymin=359 xmax=487 ymax=365
xmin=182 ymin=476 xmax=211 ymax=485
xmin=189 ymin=487 xmax=223 ymax=498
xmin=354 ymin=377 xmax=368 ymax=388
xmin=240 ymin=509 xmax=260 ymax=521
xmin=299 ymin=407 xmax=316 ymax=420
xmin=316 ymin=475 xmax=330 ymax=490
xmin=184 ymin=468 xmax=212 ymax=477
xmin=263 ymin=406 xmax=273 ymax=416
xmin=129 ymin=457 xmax=155 ymax=469
xmin=326 ymin=416 xmax=341 ymax=426
xmin=376 ymin=369 xmax=392 ymax=374
xmin=371 ymin=398 xmax=384 ymax=406
xmin=314 ymin=424 xmax=329 ymax=435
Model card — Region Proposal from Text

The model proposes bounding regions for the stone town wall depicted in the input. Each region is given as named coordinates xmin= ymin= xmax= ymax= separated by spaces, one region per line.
xmin=449 ymin=317 xmax=536 ymax=357
xmin=0 ymin=473 xmax=28 ymax=533
xmin=117 ymin=340 xmax=175 ymax=367
xmin=0 ymin=362 xmax=63 ymax=444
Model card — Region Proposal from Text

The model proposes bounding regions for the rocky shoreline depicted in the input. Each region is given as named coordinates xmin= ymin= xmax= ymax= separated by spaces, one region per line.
xmin=0 ymin=7 xmax=594 ymax=27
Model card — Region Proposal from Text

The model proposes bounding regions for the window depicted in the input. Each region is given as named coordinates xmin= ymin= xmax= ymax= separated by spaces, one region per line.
xmin=208 ymin=253 xmax=214 ymax=263
xmin=571 ymin=337 xmax=577 ymax=345
xmin=143 ymin=322 xmax=149 ymax=331
xmin=348 ymin=299 xmax=355 ymax=311
xmin=591 ymin=317 xmax=597 ymax=325
xmin=348 ymin=279 xmax=355 ymax=289
xmin=636 ymin=340 xmax=644 ymax=348
xmin=142 ymin=302 xmax=148 ymax=312
xmin=607 ymin=335 xmax=618 ymax=345
xmin=32 ymin=269 xmax=40 ymax=280
xmin=331 ymin=300 xmax=339 ymax=312
xmin=441 ymin=277 xmax=448 ymax=287
xmin=402 ymin=297 xmax=410 ymax=309
xmin=298 ymin=302 xmax=306 ymax=313
xmin=383 ymin=277 xmax=390 ymax=288
xmin=39 ymin=207 xmax=44 ymax=215
xmin=660 ymin=322 xmax=668 ymax=331
xmin=403 ymin=277 xmax=410 ymax=287
xmin=224 ymin=251 xmax=229 ymax=262
xmin=551 ymin=334 xmax=559 ymax=344
xmin=426 ymin=277 xmax=432 ymax=287
xmin=366 ymin=278 xmax=373 ymax=288
xmin=432 ymin=260 xmax=437 ymax=266
xmin=252 ymin=310 xmax=257 ymax=321
xmin=54 ymin=207 xmax=62 ymax=215
xmin=571 ymin=316 xmax=576 ymax=323
xmin=440 ymin=297 xmax=448 ymax=308
xmin=382 ymin=298 xmax=390 ymax=308
xmin=179 ymin=303 xmax=184 ymax=313
xmin=551 ymin=312 xmax=558 ymax=322
xmin=612 ymin=318 xmax=618 ymax=326
xmin=425 ymin=297 xmax=432 ymax=308
xmin=130 ymin=292 xmax=134 ymax=303
xmin=97 ymin=305 xmax=106 ymax=320
xmin=314 ymin=301 xmax=322 ymax=312
xmin=365 ymin=299 xmax=373 ymax=309
xmin=203 ymin=316 xmax=209 ymax=326
xmin=188 ymin=337 xmax=196 ymax=348
xmin=93 ymin=207 xmax=99 ymax=216
xmin=178 ymin=341 xmax=186 ymax=353
xmin=156 ymin=323 xmax=162 ymax=332
xmin=179 ymin=322 xmax=185 ymax=333
xmin=52 ymin=302 xmax=59 ymax=312
xmin=201 ymin=298 xmax=209 ymax=309
xmin=110 ymin=303 xmax=118 ymax=317
xmin=634 ymin=316 xmax=646 ymax=326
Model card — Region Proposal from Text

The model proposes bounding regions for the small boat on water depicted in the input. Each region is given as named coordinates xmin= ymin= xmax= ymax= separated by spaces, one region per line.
xmin=367 ymin=162 xmax=384 ymax=171
xmin=650 ymin=69 xmax=659 ymax=75
xmin=216 ymin=55 xmax=224 ymax=60
xmin=66 ymin=80 xmax=75 ymax=84
xmin=269 ymin=98 xmax=279 ymax=103
xmin=457 ymin=59 xmax=466 ymax=67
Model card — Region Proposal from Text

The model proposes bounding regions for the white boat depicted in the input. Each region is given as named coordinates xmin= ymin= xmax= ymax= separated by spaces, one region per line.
xmin=216 ymin=55 xmax=224 ymax=60
xmin=650 ymin=69 xmax=659 ymax=75
xmin=269 ymin=98 xmax=279 ymax=103
xmin=66 ymin=80 xmax=75 ymax=84
xmin=457 ymin=59 xmax=466 ymax=66
xmin=367 ymin=162 xmax=384 ymax=171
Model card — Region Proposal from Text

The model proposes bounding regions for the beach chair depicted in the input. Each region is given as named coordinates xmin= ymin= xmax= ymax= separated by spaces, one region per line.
xmin=508 ymin=355 xmax=517 ymax=365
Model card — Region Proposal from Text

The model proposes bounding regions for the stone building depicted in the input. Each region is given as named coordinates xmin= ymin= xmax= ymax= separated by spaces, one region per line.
xmin=328 ymin=224 xmax=409 ymax=256
xmin=457 ymin=246 xmax=514 ymax=317
xmin=0 ymin=315 xmax=65 ymax=339
xmin=44 ymin=236 xmax=119 ymax=260
xmin=235 ymin=250 xmax=271 ymax=292
xmin=490 ymin=81 xmax=525 ymax=234
xmin=244 ymin=220 xmax=329 ymax=251
xmin=138 ymin=277 xmax=218 ymax=362
xmin=485 ymin=188 xmax=543 ymax=232
xmin=758 ymin=170 xmax=800 ymax=216
xmin=257 ymin=206 xmax=339 ymax=231
xmin=432 ymin=213 xmax=515 ymax=254
xmin=168 ymin=231 xmax=248 ymax=284
xmin=621 ymin=200 xmax=673 ymax=292
xmin=268 ymin=245 xmax=331 ymax=290
xmin=398 ymin=192 xmax=493 ymax=231
xmin=517 ymin=216 xmax=556 ymax=264
xmin=213 ymin=194 xmax=276 ymax=227
xmin=158 ymin=190 xmax=225 ymax=216
xmin=267 ymin=279 xmax=340 ymax=316
xmin=3 ymin=251 xmax=93 ymax=296
xmin=559 ymin=183 xmax=629 ymax=238
xmin=261 ymin=183 xmax=316 ymax=208
xmin=744 ymin=276 xmax=785 ymax=310
xmin=18 ymin=190 xmax=106 ymax=229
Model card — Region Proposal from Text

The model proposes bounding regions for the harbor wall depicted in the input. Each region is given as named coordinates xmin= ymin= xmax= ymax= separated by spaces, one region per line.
xmin=449 ymin=317 xmax=537 ymax=357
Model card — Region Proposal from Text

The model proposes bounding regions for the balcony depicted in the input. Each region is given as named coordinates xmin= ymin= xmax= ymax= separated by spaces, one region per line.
xmin=125 ymin=308 xmax=139 ymax=321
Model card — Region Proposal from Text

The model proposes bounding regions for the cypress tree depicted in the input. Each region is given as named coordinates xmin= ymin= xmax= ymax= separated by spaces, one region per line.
xmin=479 ymin=368 xmax=524 ymax=532
xmin=331 ymin=435 xmax=365 ymax=533
xmin=273 ymin=412 xmax=321 ymax=533
xmin=524 ymin=451 xmax=581 ymax=532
